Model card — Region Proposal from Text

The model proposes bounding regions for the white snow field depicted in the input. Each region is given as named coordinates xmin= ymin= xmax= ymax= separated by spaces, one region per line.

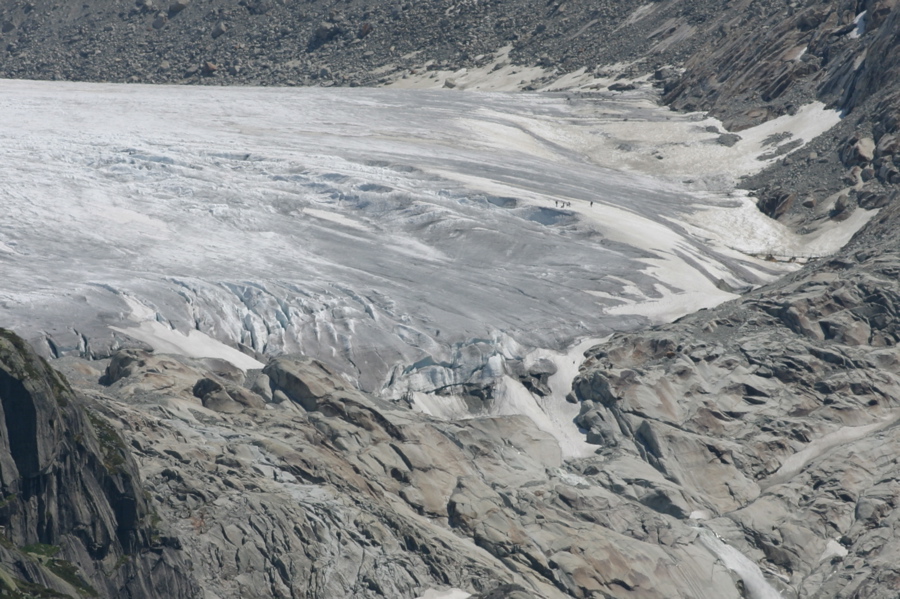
xmin=697 ymin=529 xmax=784 ymax=599
xmin=0 ymin=79 xmax=857 ymax=410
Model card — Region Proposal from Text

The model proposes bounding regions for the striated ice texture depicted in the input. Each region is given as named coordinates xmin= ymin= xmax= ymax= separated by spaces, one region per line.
xmin=0 ymin=80 xmax=830 ymax=393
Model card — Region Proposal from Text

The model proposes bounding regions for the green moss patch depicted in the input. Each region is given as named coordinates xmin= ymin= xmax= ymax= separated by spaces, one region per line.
xmin=21 ymin=545 xmax=59 ymax=559
xmin=44 ymin=560 xmax=97 ymax=598
xmin=87 ymin=412 xmax=126 ymax=474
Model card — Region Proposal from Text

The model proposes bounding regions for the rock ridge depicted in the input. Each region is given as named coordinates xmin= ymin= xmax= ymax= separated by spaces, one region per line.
xmin=0 ymin=329 xmax=195 ymax=599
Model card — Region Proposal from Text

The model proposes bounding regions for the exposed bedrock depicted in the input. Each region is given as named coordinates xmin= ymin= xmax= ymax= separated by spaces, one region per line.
xmin=37 ymin=346 xmax=772 ymax=599
xmin=23 ymin=215 xmax=900 ymax=599
xmin=573 ymin=200 xmax=900 ymax=597
xmin=664 ymin=0 xmax=898 ymax=123
xmin=3 ymin=0 xmax=900 ymax=597
xmin=0 ymin=330 xmax=195 ymax=599
xmin=56 ymin=221 xmax=900 ymax=597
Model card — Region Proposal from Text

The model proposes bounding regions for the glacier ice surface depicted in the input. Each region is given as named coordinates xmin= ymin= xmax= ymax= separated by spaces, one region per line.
xmin=0 ymin=80 xmax=849 ymax=404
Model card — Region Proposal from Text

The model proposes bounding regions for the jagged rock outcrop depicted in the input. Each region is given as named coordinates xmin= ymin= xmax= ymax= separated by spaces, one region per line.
xmin=0 ymin=329 xmax=195 ymax=598
xmin=663 ymin=0 xmax=897 ymax=124
xmin=573 ymin=199 xmax=900 ymax=598
xmin=44 ymin=348 xmax=773 ymax=599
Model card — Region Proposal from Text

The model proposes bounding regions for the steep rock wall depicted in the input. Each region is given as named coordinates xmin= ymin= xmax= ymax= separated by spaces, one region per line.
xmin=0 ymin=329 xmax=195 ymax=599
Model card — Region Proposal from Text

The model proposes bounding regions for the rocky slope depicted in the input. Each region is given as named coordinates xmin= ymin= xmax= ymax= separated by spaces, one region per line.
xmin=573 ymin=199 xmax=900 ymax=598
xmin=2 ymin=0 xmax=900 ymax=598
xmin=49 ymin=348 xmax=753 ymax=599
xmin=36 ymin=192 xmax=900 ymax=597
xmin=0 ymin=0 xmax=759 ymax=87
xmin=665 ymin=0 xmax=900 ymax=229
xmin=0 ymin=330 xmax=195 ymax=598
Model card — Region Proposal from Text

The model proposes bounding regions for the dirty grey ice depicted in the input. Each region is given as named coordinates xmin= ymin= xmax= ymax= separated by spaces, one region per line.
xmin=0 ymin=79 xmax=810 ymax=401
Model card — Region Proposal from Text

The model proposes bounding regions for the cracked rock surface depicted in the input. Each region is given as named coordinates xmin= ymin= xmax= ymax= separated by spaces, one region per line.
xmin=574 ymin=199 xmax=900 ymax=597
xmin=48 ymin=348 xmax=752 ymax=598
xmin=0 ymin=330 xmax=195 ymax=599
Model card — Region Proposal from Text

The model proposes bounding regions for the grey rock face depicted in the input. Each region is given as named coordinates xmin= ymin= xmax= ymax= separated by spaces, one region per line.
xmin=664 ymin=0 xmax=900 ymax=223
xmin=0 ymin=330 xmax=195 ymax=599
xmin=572 ymin=200 xmax=900 ymax=598
xmin=41 ymin=348 xmax=763 ymax=599
xmin=716 ymin=133 xmax=742 ymax=147
xmin=308 ymin=21 xmax=343 ymax=51
xmin=0 ymin=0 xmax=819 ymax=93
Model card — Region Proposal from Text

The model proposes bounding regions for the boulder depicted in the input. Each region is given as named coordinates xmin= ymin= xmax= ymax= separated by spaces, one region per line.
xmin=857 ymin=191 xmax=892 ymax=209
xmin=757 ymin=190 xmax=796 ymax=219
xmin=242 ymin=0 xmax=273 ymax=15
xmin=876 ymin=133 xmax=899 ymax=158
xmin=192 ymin=378 xmax=263 ymax=413
xmin=167 ymin=0 xmax=189 ymax=16
xmin=843 ymin=137 xmax=876 ymax=165
xmin=716 ymin=132 xmax=742 ymax=147
xmin=263 ymin=357 xmax=356 ymax=411
xmin=357 ymin=22 xmax=374 ymax=39
xmin=308 ymin=22 xmax=342 ymax=51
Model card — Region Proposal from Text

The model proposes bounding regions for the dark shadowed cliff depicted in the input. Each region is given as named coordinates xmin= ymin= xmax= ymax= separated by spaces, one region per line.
xmin=0 ymin=330 xmax=195 ymax=598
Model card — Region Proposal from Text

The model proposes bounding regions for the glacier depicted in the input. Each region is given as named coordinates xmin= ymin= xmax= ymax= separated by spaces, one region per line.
xmin=0 ymin=78 xmax=853 ymax=599
xmin=0 ymin=79 xmax=854 ymax=401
